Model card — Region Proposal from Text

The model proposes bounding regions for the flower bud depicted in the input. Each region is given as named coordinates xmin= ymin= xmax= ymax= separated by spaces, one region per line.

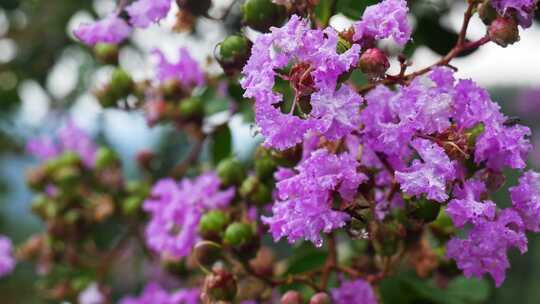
xmin=95 ymin=85 xmax=118 ymax=108
xmin=489 ymin=17 xmax=520 ymax=47
xmin=202 ymin=267 xmax=237 ymax=302
xmin=95 ymin=147 xmax=119 ymax=171
xmin=93 ymin=43 xmax=119 ymax=65
xmin=240 ymin=176 xmax=272 ymax=205
xmin=26 ymin=166 xmax=47 ymax=191
xmin=242 ymin=0 xmax=286 ymax=32
xmin=199 ymin=210 xmax=230 ymax=240
xmin=193 ymin=241 xmax=223 ymax=270
xmin=281 ymin=290 xmax=303 ymax=304
xmin=359 ymin=48 xmax=390 ymax=79
xmin=249 ymin=247 xmax=275 ymax=276
xmin=254 ymin=147 xmax=277 ymax=181
xmin=218 ymin=35 xmax=252 ymax=76
xmin=224 ymin=222 xmax=254 ymax=247
xmin=122 ymin=196 xmax=144 ymax=215
xmin=160 ymin=78 xmax=186 ymax=99
xmin=310 ymin=293 xmax=331 ymax=304
xmin=178 ymin=97 xmax=204 ymax=121
xmin=136 ymin=149 xmax=157 ymax=171
xmin=217 ymin=158 xmax=246 ymax=187
xmin=176 ymin=0 xmax=212 ymax=16
xmin=110 ymin=68 xmax=134 ymax=98
xmin=478 ymin=0 xmax=498 ymax=25
xmin=409 ymin=196 xmax=441 ymax=223
xmin=52 ymin=166 xmax=81 ymax=189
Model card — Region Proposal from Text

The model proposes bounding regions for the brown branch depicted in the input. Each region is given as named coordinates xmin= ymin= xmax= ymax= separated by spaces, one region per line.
xmin=358 ymin=3 xmax=491 ymax=95
xmin=320 ymin=233 xmax=338 ymax=289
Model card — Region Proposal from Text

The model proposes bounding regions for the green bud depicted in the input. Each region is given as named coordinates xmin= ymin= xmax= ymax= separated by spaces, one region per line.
xmin=122 ymin=196 xmax=144 ymax=215
xmin=224 ymin=222 xmax=254 ymax=247
xmin=95 ymin=85 xmax=118 ymax=108
xmin=240 ymin=176 xmax=272 ymax=205
xmin=110 ymin=68 xmax=134 ymax=98
xmin=430 ymin=209 xmax=455 ymax=235
xmin=217 ymin=158 xmax=246 ymax=187
xmin=161 ymin=78 xmax=185 ymax=99
xmin=64 ymin=209 xmax=80 ymax=224
xmin=242 ymin=0 xmax=286 ymax=32
xmin=178 ymin=97 xmax=204 ymax=120
xmin=220 ymin=35 xmax=250 ymax=60
xmin=199 ymin=210 xmax=230 ymax=240
xmin=94 ymin=43 xmax=119 ymax=65
xmin=409 ymin=196 xmax=441 ymax=223
xmin=52 ymin=166 xmax=81 ymax=189
xmin=478 ymin=0 xmax=498 ymax=25
xmin=95 ymin=147 xmax=119 ymax=171
xmin=254 ymin=148 xmax=277 ymax=181
xmin=194 ymin=241 xmax=223 ymax=270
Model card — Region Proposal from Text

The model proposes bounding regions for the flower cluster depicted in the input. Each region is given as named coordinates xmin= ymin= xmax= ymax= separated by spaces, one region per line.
xmin=263 ymin=149 xmax=366 ymax=246
xmin=152 ymin=48 xmax=205 ymax=88
xmin=26 ymin=120 xmax=97 ymax=168
xmin=331 ymin=279 xmax=377 ymax=304
xmin=0 ymin=235 xmax=15 ymax=278
xmin=74 ymin=0 xmax=173 ymax=45
xmin=241 ymin=15 xmax=362 ymax=149
xmin=352 ymin=0 xmax=411 ymax=45
xmin=143 ymin=172 xmax=235 ymax=258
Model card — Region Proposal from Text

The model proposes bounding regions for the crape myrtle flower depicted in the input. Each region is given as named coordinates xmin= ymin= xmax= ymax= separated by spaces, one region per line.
xmin=446 ymin=179 xmax=496 ymax=228
xmin=352 ymin=0 xmax=412 ymax=46
xmin=510 ymin=170 xmax=540 ymax=232
xmin=127 ymin=0 xmax=172 ymax=28
xmin=0 ymin=235 xmax=15 ymax=278
xmin=447 ymin=209 xmax=528 ymax=287
xmin=143 ymin=172 xmax=234 ymax=258
xmin=241 ymin=15 xmax=362 ymax=150
xmin=491 ymin=0 xmax=538 ymax=28
xmin=26 ymin=120 xmax=98 ymax=168
xmin=262 ymin=149 xmax=366 ymax=246
xmin=74 ymin=14 xmax=132 ymax=46
xmin=361 ymin=67 xmax=531 ymax=174
xmin=395 ymin=138 xmax=457 ymax=202
xmin=331 ymin=279 xmax=377 ymax=304
xmin=119 ymin=282 xmax=200 ymax=304
xmin=153 ymin=48 xmax=206 ymax=88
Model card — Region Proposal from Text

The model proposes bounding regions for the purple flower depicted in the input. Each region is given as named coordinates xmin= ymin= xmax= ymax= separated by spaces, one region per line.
xmin=491 ymin=0 xmax=537 ymax=28
xmin=510 ymin=171 xmax=540 ymax=232
xmin=126 ymin=0 xmax=172 ymax=28
xmin=119 ymin=282 xmax=199 ymax=304
xmin=58 ymin=120 xmax=98 ymax=168
xmin=447 ymin=209 xmax=528 ymax=287
xmin=353 ymin=0 xmax=412 ymax=46
xmin=78 ymin=283 xmax=105 ymax=304
xmin=74 ymin=14 xmax=131 ymax=46
xmin=331 ymin=279 xmax=377 ymax=304
xmin=241 ymin=16 xmax=362 ymax=150
xmin=153 ymin=48 xmax=205 ymax=88
xmin=26 ymin=137 xmax=61 ymax=161
xmin=396 ymin=138 xmax=456 ymax=202
xmin=0 ymin=235 xmax=15 ymax=278
xmin=262 ymin=149 xmax=366 ymax=246
xmin=143 ymin=173 xmax=234 ymax=258
xmin=446 ymin=179 xmax=496 ymax=228
xmin=474 ymin=123 xmax=531 ymax=171
xmin=26 ymin=120 xmax=98 ymax=168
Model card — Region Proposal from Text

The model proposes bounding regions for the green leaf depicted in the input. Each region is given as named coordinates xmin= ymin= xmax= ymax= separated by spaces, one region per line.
xmin=415 ymin=17 xmax=477 ymax=58
xmin=336 ymin=0 xmax=378 ymax=20
xmin=315 ymin=0 xmax=334 ymax=27
xmin=286 ymin=243 xmax=327 ymax=274
xmin=210 ymin=125 xmax=232 ymax=165
xmin=446 ymin=277 xmax=491 ymax=303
